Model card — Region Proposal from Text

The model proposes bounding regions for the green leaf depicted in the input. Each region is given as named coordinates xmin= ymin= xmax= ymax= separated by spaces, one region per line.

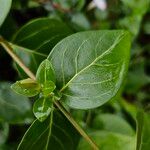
xmin=48 ymin=30 xmax=131 ymax=109
xmin=125 ymin=58 xmax=150 ymax=94
xmin=121 ymin=0 xmax=149 ymax=15
xmin=0 ymin=0 xmax=12 ymax=27
xmin=119 ymin=98 xmax=138 ymax=119
xmin=11 ymin=78 xmax=41 ymax=97
xmin=71 ymin=13 xmax=90 ymax=31
xmin=0 ymin=82 xmax=32 ymax=124
xmin=42 ymin=81 xmax=56 ymax=97
xmin=92 ymin=114 xmax=135 ymax=136
xmin=119 ymin=0 xmax=150 ymax=38
xmin=36 ymin=59 xmax=56 ymax=96
xmin=136 ymin=111 xmax=150 ymax=150
xmin=33 ymin=97 xmax=53 ymax=122
xmin=36 ymin=59 xmax=56 ymax=84
xmin=0 ymin=122 xmax=9 ymax=145
xmin=78 ymin=130 xmax=136 ymax=150
xmin=75 ymin=0 xmax=85 ymax=11
xmin=118 ymin=15 xmax=142 ymax=38
xmin=18 ymin=111 xmax=80 ymax=150
xmin=12 ymin=18 xmax=72 ymax=77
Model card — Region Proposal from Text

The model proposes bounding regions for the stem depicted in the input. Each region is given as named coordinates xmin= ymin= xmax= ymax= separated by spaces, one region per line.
xmin=54 ymin=101 xmax=99 ymax=150
xmin=0 ymin=37 xmax=36 ymax=80
xmin=0 ymin=37 xmax=99 ymax=150
xmin=86 ymin=110 xmax=92 ymax=126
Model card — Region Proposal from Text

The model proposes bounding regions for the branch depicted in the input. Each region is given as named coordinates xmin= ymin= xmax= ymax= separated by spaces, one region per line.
xmin=55 ymin=101 xmax=99 ymax=150
xmin=0 ymin=37 xmax=99 ymax=150
xmin=0 ymin=37 xmax=35 ymax=80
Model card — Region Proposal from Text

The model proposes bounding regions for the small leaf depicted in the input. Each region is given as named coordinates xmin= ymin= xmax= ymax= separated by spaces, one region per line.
xmin=36 ymin=59 xmax=56 ymax=84
xmin=18 ymin=111 xmax=80 ymax=150
xmin=33 ymin=97 xmax=53 ymax=122
xmin=42 ymin=81 xmax=56 ymax=97
xmin=11 ymin=78 xmax=41 ymax=97
xmin=0 ymin=0 xmax=12 ymax=27
xmin=48 ymin=30 xmax=131 ymax=109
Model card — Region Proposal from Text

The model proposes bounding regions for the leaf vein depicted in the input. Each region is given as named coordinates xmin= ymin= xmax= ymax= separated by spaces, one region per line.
xmin=63 ymin=90 xmax=111 ymax=99
xmin=71 ymin=75 xmax=118 ymax=85
xmin=60 ymin=33 xmax=124 ymax=92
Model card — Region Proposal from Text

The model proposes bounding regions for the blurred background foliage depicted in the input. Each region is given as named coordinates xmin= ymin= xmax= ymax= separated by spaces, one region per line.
xmin=0 ymin=0 xmax=150 ymax=149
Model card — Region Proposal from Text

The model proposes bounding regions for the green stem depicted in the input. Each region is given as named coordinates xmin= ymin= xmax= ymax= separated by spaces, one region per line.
xmin=0 ymin=37 xmax=99 ymax=150
xmin=54 ymin=101 xmax=99 ymax=150
xmin=0 ymin=37 xmax=36 ymax=80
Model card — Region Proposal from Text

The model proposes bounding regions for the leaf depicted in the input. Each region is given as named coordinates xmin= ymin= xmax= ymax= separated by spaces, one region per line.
xmin=33 ymin=97 xmax=53 ymax=122
xmin=118 ymin=15 xmax=142 ymax=38
xmin=48 ymin=30 xmax=131 ymax=109
xmin=0 ymin=0 xmax=12 ymax=27
xmin=71 ymin=13 xmax=90 ymax=31
xmin=18 ymin=111 xmax=80 ymax=150
xmin=42 ymin=81 xmax=56 ymax=97
xmin=75 ymin=0 xmax=85 ymax=11
xmin=119 ymin=98 xmax=138 ymax=119
xmin=11 ymin=78 xmax=41 ymax=97
xmin=78 ymin=130 xmax=136 ymax=150
xmin=119 ymin=0 xmax=150 ymax=38
xmin=92 ymin=114 xmax=135 ymax=136
xmin=0 ymin=82 xmax=32 ymax=124
xmin=136 ymin=111 xmax=150 ymax=150
xmin=36 ymin=59 xmax=56 ymax=84
xmin=12 ymin=18 xmax=72 ymax=77
xmin=36 ymin=59 xmax=56 ymax=96
xmin=0 ymin=122 xmax=9 ymax=145
xmin=124 ymin=58 xmax=150 ymax=94
xmin=121 ymin=0 xmax=149 ymax=15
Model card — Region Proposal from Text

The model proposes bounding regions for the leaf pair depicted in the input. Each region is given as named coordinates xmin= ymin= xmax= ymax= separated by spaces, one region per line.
xmin=11 ymin=59 xmax=56 ymax=122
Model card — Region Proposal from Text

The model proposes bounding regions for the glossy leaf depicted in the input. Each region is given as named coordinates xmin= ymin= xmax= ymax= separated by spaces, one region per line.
xmin=42 ymin=81 xmax=56 ymax=97
xmin=11 ymin=78 xmax=41 ymax=97
xmin=36 ymin=59 xmax=56 ymax=96
xmin=36 ymin=59 xmax=56 ymax=84
xmin=0 ymin=82 xmax=32 ymax=123
xmin=18 ymin=111 xmax=80 ymax=150
xmin=12 ymin=18 xmax=72 ymax=77
xmin=33 ymin=97 xmax=53 ymax=122
xmin=0 ymin=0 xmax=12 ymax=27
xmin=78 ymin=130 xmax=136 ymax=150
xmin=48 ymin=30 xmax=131 ymax=109
xmin=136 ymin=111 xmax=150 ymax=150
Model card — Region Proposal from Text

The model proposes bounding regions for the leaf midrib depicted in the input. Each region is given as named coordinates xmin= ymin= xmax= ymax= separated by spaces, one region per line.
xmin=59 ymin=33 xmax=126 ymax=92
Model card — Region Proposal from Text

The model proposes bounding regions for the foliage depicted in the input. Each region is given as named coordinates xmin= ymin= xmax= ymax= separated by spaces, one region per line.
xmin=0 ymin=0 xmax=149 ymax=149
